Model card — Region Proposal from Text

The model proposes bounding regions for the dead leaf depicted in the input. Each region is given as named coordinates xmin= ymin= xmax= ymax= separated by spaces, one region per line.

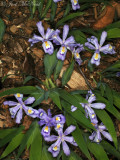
xmin=32 ymin=48 xmax=44 ymax=58
xmin=93 ymin=2 xmax=117 ymax=30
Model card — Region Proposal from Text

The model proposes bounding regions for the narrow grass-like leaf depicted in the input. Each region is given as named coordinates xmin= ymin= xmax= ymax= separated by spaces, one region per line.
xmin=0 ymin=18 xmax=5 ymax=42
xmin=50 ymin=1 xmax=57 ymax=22
xmin=54 ymin=60 xmax=63 ymax=80
xmin=0 ymin=86 xmax=39 ymax=97
xmin=41 ymin=145 xmax=54 ymax=160
xmin=0 ymin=132 xmax=24 ymax=159
xmin=37 ymin=0 xmax=44 ymax=16
xmin=44 ymin=50 xmax=57 ymax=78
xmin=107 ymin=28 xmax=120 ymax=39
xmin=62 ymin=60 xmax=74 ymax=86
xmin=66 ymin=113 xmax=91 ymax=160
xmin=0 ymin=128 xmax=16 ymax=139
xmin=56 ymin=12 xmax=84 ymax=27
xmin=63 ymin=2 xmax=71 ymax=17
xmin=23 ymin=75 xmax=43 ymax=85
xmin=41 ymin=0 xmax=52 ymax=19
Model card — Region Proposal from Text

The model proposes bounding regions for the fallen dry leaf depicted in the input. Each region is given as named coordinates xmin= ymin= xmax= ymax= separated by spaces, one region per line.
xmin=93 ymin=2 xmax=117 ymax=30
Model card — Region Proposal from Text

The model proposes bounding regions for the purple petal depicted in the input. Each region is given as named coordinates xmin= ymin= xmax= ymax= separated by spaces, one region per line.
xmin=85 ymin=42 xmax=95 ymax=50
xmin=45 ymin=28 xmax=54 ymax=39
xmin=64 ymin=125 xmax=76 ymax=136
xmin=101 ymin=131 xmax=113 ymax=141
xmin=91 ymin=51 xmax=101 ymax=66
xmin=41 ymin=125 xmax=51 ymax=137
xmin=14 ymin=93 xmax=23 ymax=101
xmin=38 ymin=119 xmax=46 ymax=126
xmin=9 ymin=104 xmax=20 ymax=118
xmin=48 ymin=142 xmax=61 ymax=157
xmin=64 ymin=36 xmax=75 ymax=46
xmin=57 ymin=46 xmax=67 ymax=61
xmin=88 ymin=94 xmax=96 ymax=103
xmin=44 ymin=135 xmax=58 ymax=142
xmin=62 ymin=141 xmax=70 ymax=156
xmin=38 ymin=109 xmax=47 ymax=119
xmin=53 ymin=114 xmax=66 ymax=124
xmin=3 ymin=101 xmax=17 ymax=106
xmin=47 ymin=109 xmax=52 ymax=118
xmin=94 ymin=130 xmax=102 ymax=143
xmin=25 ymin=107 xmax=39 ymax=118
xmin=53 ymin=0 xmax=61 ymax=2
xmin=89 ymin=131 xmax=96 ymax=140
xmin=55 ymin=123 xmax=64 ymax=131
xmin=100 ymin=44 xmax=116 ymax=54
xmin=36 ymin=21 xmax=44 ymax=37
xmin=24 ymin=97 xmax=35 ymax=105
xmin=42 ymin=41 xmax=54 ymax=55
xmin=64 ymin=136 xmax=74 ymax=143
xmin=15 ymin=108 xmax=23 ymax=124
xmin=63 ymin=25 xmax=69 ymax=41
xmin=71 ymin=105 xmax=77 ymax=112
xmin=91 ymin=103 xmax=106 ymax=109
xmin=100 ymin=31 xmax=107 ymax=46
xmin=87 ymin=36 xmax=99 ymax=49
xmin=71 ymin=0 xmax=80 ymax=10
xmin=98 ymin=123 xmax=106 ymax=130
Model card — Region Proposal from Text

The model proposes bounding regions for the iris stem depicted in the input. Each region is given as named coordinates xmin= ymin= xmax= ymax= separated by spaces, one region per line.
xmin=48 ymin=78 xmax=56 ymax=88
xmin=45 ymin=78 xmax=50 ymax=89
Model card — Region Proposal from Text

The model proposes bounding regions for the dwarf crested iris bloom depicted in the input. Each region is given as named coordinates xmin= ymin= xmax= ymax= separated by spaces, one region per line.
xmin=53 ymin=25 xmax=75 ymax=61
xmin=3 ymin=93 xmax=37 ymax=124
xmin=53 ymin=0 xmax=61 ymax=2
xmin=45 ymin=125 xmax=77 ymax=157
xmin=38 ymin=109 xmax=66 ymax=137
xmin=85 ymin=31 xmax=116 ymax=66
xmin=28 ymin=21 xmax=55 ymax=55
xmin=71 ymin=0 xmax=80 ymax=10
xmin=80 ymin=91 xmax=106 ymax=124
xmin=89 ymin=123 xmax=113 ymax=143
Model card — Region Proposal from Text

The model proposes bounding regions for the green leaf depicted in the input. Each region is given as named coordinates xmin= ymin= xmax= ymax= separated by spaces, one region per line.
xmin=95 ymin=110 xmax=117 ymax=148
xmin=102 ymin=60 xmax=120 ymax=73
xmin=23 ymin=75 xmax=42 ymax=85
xmin=61 ymin=100 xmax=94 ymax=130
xmin=105 ymin=21 xmax=120 ymax=30
xmin=62 ymin=60 xmax=74 ymax=86
xmin=37 ymin=0 xmax=44 ymax=16
xmin=63 ymin=2 xmax=71 ymax=17
xmin=101 ymin=141 xmax=120 ymax=159
xmin=0 ymin=128 xmax=16 ymax=139
xmin=112 ymin=90 xmax=120 ymax=109
xmin=105 ymin=84 xmax=113 ymax=107
xmin=0 ymin=18 xmax=5 ymax=42
xmin=70 ymin=29 xmax=86 ymax=44
xmin=17 ymin=121 xmax=39 ymax=157
xmin=62 ymin=150 xmax=83 ymax=160
xmin=41 ymin=0 xmax=52 ymax=19
xmin=107 ymin=28 xmax=120 ymax=39
xmin=50 ymin=1 xmax=57 ymax=22
xmin=56 ymin=12 xmax=84 ymax=27
xmin=66 ymin=113 xmax=91 ymax=160
xmin=41 ymin=145 xmax=54 ymax=160
xmin=0 ymin=125 xmax=24 ymax=148
xmin=30 ymin=126 xmax=42 ymax=160
xmin=0 ymin=132 xmax=24 ymax=159
xmin=54 ymin=60 xmax=63 ymax=80
xmin=87 ymin=60 xmax=94 ymax=72
xmin=0 ymin=86 xmax=39 ymax=97
xmin=87 ymin=141 xmax=109 ymax=160
xmin=44 ymin=50 xmax=57 ymax=78
xmin=49 ymin=90 xmax=62 ymax=110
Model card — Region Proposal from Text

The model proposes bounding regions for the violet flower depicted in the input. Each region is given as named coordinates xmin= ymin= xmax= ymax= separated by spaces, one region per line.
xmin=53 ymin=0 xmax=61 ymax=2
xmin=52 ymin=25 xmax=75 ymax=61
xmin=38 ymin=109 xmax=66 ymax=137
xmin=3 ymin=93 xmax=38 ymax=124
xmin=28 ymin=21 xmax=55 ymax=55
xmin=80 ymin=91 xmax=106 ymax=124
xmin=85 ymin=31 xmax=116 ymax=66
xmin=45 ymin=125 xmax=77 ymax=157
xmin=89 ymin=123 xmax=113 ymax=143
xmin=71 ymin=105 xmax=77 ymax=112
xmin=71 ymin=0 xmax=80 ymax=10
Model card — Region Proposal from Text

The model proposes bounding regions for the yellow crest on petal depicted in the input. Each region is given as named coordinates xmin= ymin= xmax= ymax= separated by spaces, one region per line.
xmin=44 ymin=126 xmax=48 ymax=132
xmin=28 ymin=109 xmax=33 ymax=114
xmin=45 ymin=41 xmax=50 ymax=49
xmin=91 ymin=114 xmax=95 ymax=118
xmin=61 ymin=47 xmax=65 ymax=53
xmin=109 ymin=45 xmax=112 ymax=49
xmin=91 ymin=123 xmax=96 ymax=126
xmin=56 ymin=116 xmax=60 ymax=121
xmin=74 ymin=0 xmax=77 ymax=5
xmin=76 ymin=53 xmax=80 ymax=58
xmin=57 ymin=124 xmax=61 ymax=129
xmin=17 ymin=93 xmax=21 ymax=97
xmin=94 ymin=53 xmax=99 ymax=60
xmin=53 ymin=146 xmax=58 ymax=151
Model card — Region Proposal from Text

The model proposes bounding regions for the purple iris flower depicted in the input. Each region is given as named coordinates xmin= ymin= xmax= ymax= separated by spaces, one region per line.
xmin=80 ymin=91 xmax=106 ymax=124
xmin=3 ymin=93 xmax=38 ymax=124
xmin=53 ymin=0 xmax=61 ymax=2
xmin=28 ymin=21 xmax=55 ymax=55
xmin=85 ymin=31 xmax=116 ymax=66
xmin=89 ymin=123 xmax=113 ymax=143
xmin=71 ymin=0 xmax=80 ymax=10
xmin=45 ymin=125 xmax=77 ymax=157
xmin=52 ymin=25 xmax=75 ymax=61
xmin=38 ymin=109 xmax=66 ymax=137
xmin=72 ymin=45 xmax=84 ymax=65
xmin=116 ymin=72 xmax=120 ymax=77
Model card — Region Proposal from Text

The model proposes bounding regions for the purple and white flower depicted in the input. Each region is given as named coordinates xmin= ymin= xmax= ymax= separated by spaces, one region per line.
xmin=28 ymin=21 xmax=55 ymax=55
xmin=71 ymin=105 xmax=77 ymax=112
xmin=89 ymin=123 xmax=113 ymax=143
xmin=52 ymin=25 xmax=75 ymax=61
xmin=80 ymin=91 xmax=106 ymax=124
xmin=85 ymin=31 xmax=116 ymax=66
xmin=71 ymin=0 xmax=80 ymax=10
xmin=45 ymin=125 xmax=77 ymax=157
xmin=38 ymin=109 xmax=66 ymax=137
xmin=3 ymin=93 xmax=37 ymax=124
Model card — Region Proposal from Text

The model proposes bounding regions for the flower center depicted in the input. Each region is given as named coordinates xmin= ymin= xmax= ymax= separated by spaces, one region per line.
xmin=56 ymin=116 xmax=60 ymax=121
xmin=94 ymin=53 xmax=99 ymax=60
xmin=53 ymin=146 xmax=58 ymax=151
xmin=44 ymin=126 xmax=49 ymax=132
xmin=28 ymin=109 xmax=33 ymax=114
xmin=45 ymin=41 xmax=50 ymax=49
xmin=56 ymin=123 xmax=61 ymax=129
xmin=61 ymin=47 xmax=66 ymax=54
